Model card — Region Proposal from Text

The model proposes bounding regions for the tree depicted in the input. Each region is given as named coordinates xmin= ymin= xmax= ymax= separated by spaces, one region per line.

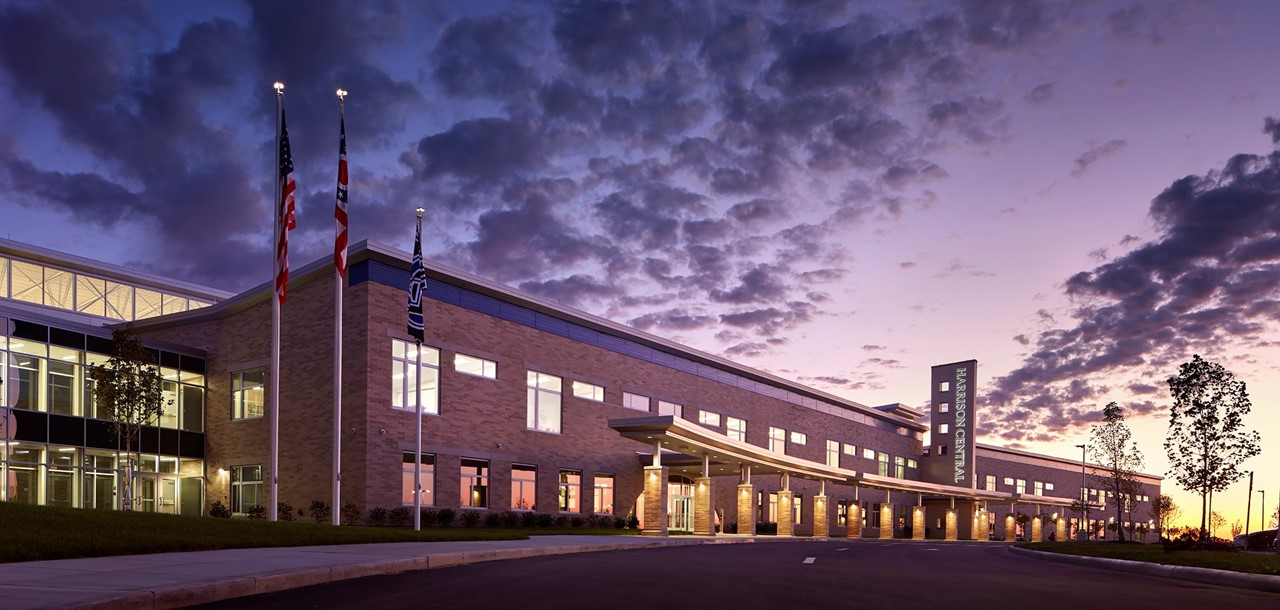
xmin=1150 ymin=494 xmax=1180 ymax=542
xmin=1088 ymin=402 xmax=1144 ymax=541
xmin=1230 ymin=520 xmax=1243 ymax=538
xmin=1209 ymin=511 xmax=1225 ymax=539
xmin=1165 ymin=355 xmax=1262 ymax=538
xmin=88 ymin=324 xmax=170 ymax=511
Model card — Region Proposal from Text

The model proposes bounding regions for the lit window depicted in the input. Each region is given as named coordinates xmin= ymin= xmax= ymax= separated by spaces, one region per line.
xmin=572 ymin=381 xmax=605 ymax=401
xmin=877 ymin=452 xmax=890 ymax=476
xmin=231 ymin=368 xmax=265 ymax=420
xmin=511 ymin=464 xmax=536 ymax=510
xmin=392 ymin=340 xmax=440 ymax=414
xmin=837 ymin=500 xmax=849 ymax=526
xmin=460 ymin=459 xmax=488 ymax=508
xmin=862 ymin=448 xmax=875 ymax=460
xmin=726 ymin=417 xmax=747 ymax=442
xmin=593 ymin=474 xmax=615 ymax=515
xmin=622 ymin=392 xmax=650 ymax=412
xmin=230 ymin=465 xmax=263 ymax=514
xmin=893 ymin=456 xmax=905 ymax=478
xmin=402 ymin=453 xmax=435 ymax=506
xmin=793 ymin=495 xmax=802 ymax=525
xmin=559 ymin=470 xmax=581 ymax=512
xmin=768 ymin=427 xmax=786 ymax=453
xmin=939 ymin=423 xmax=950 ymax=434
xmin=906 ymin=459 xmax=918 ymax=469
xmin=698 ymin=410 xmax=721 ymax=427
xmin=938 ymin=402 xmax=950 ymax=413
xmin=826 ymin=440 xmax=840 ymax=467
xmin=843 ymin=443 xmax=857 ymax=456
xmin=1015 ymin=479 xmax=1027 ymax=494
xmin=768 ymin=492 xmax=778 ymax=523
xmin=1003 ymin=477 xmax=1014 ymax=486
xmin=526 ymin=371 xmax=562 ymax=434
xmin=790 ymin=431 xmax=807 ymax=445
xmin=1034 ymin=481 xmax=1044 ymax=495
xmin=657 ymin=400 xmax=683 ymax=418
xmin=1046 ymin=483 xmax=1056 ymax=492
xmin=939 ymin=381 xmax=950 ymax=392
xmin=985 ymin=475 xmax=996 ymax=491
xmin=454 ymin=353 xmax=496 ymax=379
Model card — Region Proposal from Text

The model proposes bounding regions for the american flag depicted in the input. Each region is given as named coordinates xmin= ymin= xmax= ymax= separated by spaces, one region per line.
xmin=334 ymin=115 xmax=349 ymax=277
xmin=276 ymin=107 xmax=297 ymax=304
xmin=407 ymin=212 xmax=425 ymax=342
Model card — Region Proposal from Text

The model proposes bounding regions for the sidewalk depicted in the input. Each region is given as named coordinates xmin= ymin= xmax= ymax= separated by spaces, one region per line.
xmin=0 ymin=535 xmax=781 ymax=610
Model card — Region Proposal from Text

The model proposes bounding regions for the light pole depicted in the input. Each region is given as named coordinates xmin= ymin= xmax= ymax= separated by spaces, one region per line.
xmin=1258 ymin=490 xmax=1266 ymax=531
xmin=1245 ymin=472 xmax=1253 ymax=535
xmin=1075 ymin=443 xmax=1087 ymax=540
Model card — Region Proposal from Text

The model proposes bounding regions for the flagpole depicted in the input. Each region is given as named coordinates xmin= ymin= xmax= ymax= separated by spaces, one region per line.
xmin=269 ymin=81 xmax=284 ymax=522
xmin=332 ymin=88 xmax=348 ymax=526
xmin=414 ymin=207 xmax=424 ymax=529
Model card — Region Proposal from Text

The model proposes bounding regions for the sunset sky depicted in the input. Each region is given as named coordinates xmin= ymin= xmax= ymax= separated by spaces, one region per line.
xmin=2 ymin=0 xmax=1278 ymax=532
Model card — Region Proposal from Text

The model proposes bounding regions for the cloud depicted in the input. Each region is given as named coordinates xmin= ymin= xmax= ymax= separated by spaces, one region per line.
xmin=1070 ymin=139 xmax=1128 ymax=178
xmin=1024 ymin=82 xmax=1054 ymax=105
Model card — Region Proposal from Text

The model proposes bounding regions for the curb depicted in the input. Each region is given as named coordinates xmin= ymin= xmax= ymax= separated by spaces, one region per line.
xmin=59 ymin=537 xmax=782 ymax=610
xmin=1008 ymin=546 xmax=1280 ymax=594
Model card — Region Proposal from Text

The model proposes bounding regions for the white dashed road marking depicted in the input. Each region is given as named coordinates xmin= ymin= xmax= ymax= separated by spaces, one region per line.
xmin=836 ymin=548 xmax=849 ymax=551
xmin=803 ymin=557 xmax=816 ymax=564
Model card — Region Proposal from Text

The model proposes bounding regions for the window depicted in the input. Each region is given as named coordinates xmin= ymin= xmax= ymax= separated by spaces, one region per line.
xmin=559 ymin=470 xmax=581 ymax=512
xmin=939 ymin=423 xmax=950 ymax=434
xmin=402 ymin=453 xmax=435 ymax=506
xmin=454 ymin=353 xmax=496 ymax=379
xmin=939 ymin=381 xmax=950 ymax=392
xmin=767 ymin=492 xmax=778 ymax=523
xmin=622 ymin=392 xmax=649 ymax=412
xmin=526 ymin=371 xmax=562 ymax=433
xmin=230 ymin=465 xmax=263 ymax=513
xmin=938 ymin=402 xmax=950 ymax=413
xmin=572 ymin=381 xmax=604 ymax=401
xmin=985 ymin=475 xmax=996 ymax=491
xmin=726 ymin=417 xmax=746 ymax=442
xmin=768 ymin=427 xmax=786 ymax=453
xmin=1003 ymin=477 xmax=1014 ymax=486
xmin=843 ymin=443 xmax=857 ymax=456
xmin=1015 ymin=479 xmax=1027 ymax=494
xmin=1034 ymin=481 xmax=1044 ymax=495
xmin=231 ymin=368 xmax=265 ymax=420
xmin=937 ymin=445 xmax=947 ymax=455
xmin=392 ymin=340 xmax=440 ymax=414
xmin=793 ymin=495 xmax=802 ymax=525
xmin=826 ymin=440 xmax=840 ymax=467
xmin=894 ymin=456 xmax=905 ymax=478
xmin=877 ymin=452 xmax=890 ymax=476
xmin=1047 ymin=483 xmax=1056 ymax=492
xmin=657 ymin=400 xmax=683 ymax=418
xmin=698 ymin=410 xmax=721 ymax=427
xmin=789 ymin=431 xmax=807 ymax=445
xmin=593 ymin=474 xmax=615 ymax=515
xmin=460 ymin=459 xmax=488 ymax=508
xmin=906 ymin=459 xmax=918 ymax=469
xmin=511 ymin=465 xmax=536 ymax=510
xmin=862 ymin=448 xmax=875 ymax=460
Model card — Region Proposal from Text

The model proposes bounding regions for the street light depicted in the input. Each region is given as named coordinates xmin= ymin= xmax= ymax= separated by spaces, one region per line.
xmin=1259 ymin=490 xmax=1267 ymax=532
xmin=1075 ymin=443 xmax=1087 ymax=540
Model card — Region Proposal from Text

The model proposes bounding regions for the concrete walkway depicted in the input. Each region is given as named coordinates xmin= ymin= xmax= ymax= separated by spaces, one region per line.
xmin=0 ymin=535 xmax=782 ymax=610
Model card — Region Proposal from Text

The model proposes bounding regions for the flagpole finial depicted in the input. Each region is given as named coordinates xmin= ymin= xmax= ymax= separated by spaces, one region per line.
xmin=336 ymin=88 xmax=347 ymax=99
xmin=416 ymin=206 xmax=424 ymax=219
xmin=273 ymin=81 xmax=285 ymax=95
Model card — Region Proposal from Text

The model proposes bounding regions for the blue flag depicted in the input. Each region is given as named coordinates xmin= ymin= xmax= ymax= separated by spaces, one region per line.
xmin=407 ymin=213 xmax=425 ymax=342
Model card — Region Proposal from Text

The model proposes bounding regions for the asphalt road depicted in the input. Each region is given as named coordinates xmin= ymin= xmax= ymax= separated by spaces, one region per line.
xmin=193 ymin=540 xmax=1280 ymax=609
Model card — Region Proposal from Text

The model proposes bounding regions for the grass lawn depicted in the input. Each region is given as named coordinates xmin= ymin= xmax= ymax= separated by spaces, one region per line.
xmin=0 ymin=503 xmax=636 ymax=564
xmin=1020 ymin=541 xmax=1280 ymax=575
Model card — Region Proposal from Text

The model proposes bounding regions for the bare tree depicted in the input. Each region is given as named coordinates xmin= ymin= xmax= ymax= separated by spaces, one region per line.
xmin=1088 ymin=402 xmax=1144 ymax=541
xmin=1210 ymin=510 xmax=1226 ymax=539
xmin=1165 ymin=355 xmax=1262 ymax=539
xmin=1150 ymin=494 xmax=1180 ymax=542
xmin=88 ymin=324 xmax=169 ymax=510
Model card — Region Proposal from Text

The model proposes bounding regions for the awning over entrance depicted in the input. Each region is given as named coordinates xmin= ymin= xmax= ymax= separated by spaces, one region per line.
xmin=609 ymin=415 xmax=1071 ymax=507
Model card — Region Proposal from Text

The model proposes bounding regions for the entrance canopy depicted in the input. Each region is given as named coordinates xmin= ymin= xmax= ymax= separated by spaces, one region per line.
xmin=609 ymin=415 xmax=1074 ymax=508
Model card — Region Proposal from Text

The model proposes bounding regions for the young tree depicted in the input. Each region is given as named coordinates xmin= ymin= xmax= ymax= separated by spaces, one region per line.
xmin=1150 ymin=494 xmax=1180 ymax=542
xmin=1088 ymin=402 xmax=1144 ymax=541
xmin=1230 ymin=520 xmax=1243 ymax=538
xmin=1209 ymin=510 xmax=1226 ymax=539
xmin=1165 ymin=355 xmax=1262 ymax=538
xmin=88 ymin=324 xmax=169 ymax=511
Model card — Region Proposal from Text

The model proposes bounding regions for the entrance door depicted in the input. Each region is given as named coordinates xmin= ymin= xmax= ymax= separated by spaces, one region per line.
xmin=158 ymin=477 xmax=177 ymax=514
xmin=668 ymin=476 xmax=694 ymax=532
xmin=136 ymin=475 xmax=156 ymax=512
xmin=180 ymin=477 xmax=203 ymax=516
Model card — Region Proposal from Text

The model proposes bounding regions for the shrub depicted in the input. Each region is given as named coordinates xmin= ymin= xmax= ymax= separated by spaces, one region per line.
xmin=369 ymin=507 xmax=388 ymax=526
xmin=462 ymin=510 xmax=482 ymax=527
xmin=389 ymin=506 xmax=411 ymax=527
xmin=210 ymin=501 xmax=232 ymax=518
xmin=584 ymin=514 xmax=599 ymax=528
xmin=537 ymin=513 xmax=554 ymax=528
xmin=521 ymin=511 xmax=538 ymax=528
xmin=341 ymin=502 xmax=362 ymax=526
xmin=757 ymin=522 xmax=777 ymax=535
xmin=277 ymin=501 xmax=295 ymax=522
xmin=420 ymin=508 xmax=438 ymax=526
xmin=613 ymin=516 xmax=626 ymax=529
xmin=246 ymin=505 xmax=267 ymax=520
xmin=501 ymin=511 xmax=521 ymax=528
xmin=626 ymin=514 xmax=640 ymax=530
xmin=436 ymin=508 xmax=457 ymax=526
xmin=554 ymin=515 xmax=569 ymax=528
xmin=483 ymin=512 xmax=502 ymax=527
xmin=570 ymin=516 xmax=585 ymax=528
xmin=725 ymin=522 xmax=738 ymax=534
xmin=309 ymin=501 xmax=331 ymax=524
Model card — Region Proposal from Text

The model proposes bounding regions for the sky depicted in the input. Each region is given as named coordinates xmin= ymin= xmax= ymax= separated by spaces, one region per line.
xmin=2 ymin=0 xmax=1278 ymax=534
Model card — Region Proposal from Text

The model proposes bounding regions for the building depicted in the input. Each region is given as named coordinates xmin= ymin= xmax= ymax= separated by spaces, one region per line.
xmin=0 ymin=237 xmax=1161 ymax=540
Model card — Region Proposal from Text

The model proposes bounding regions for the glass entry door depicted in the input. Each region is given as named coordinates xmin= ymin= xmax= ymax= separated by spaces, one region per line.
xmin=668 ymin=476 xmax=694 ymax=532
xmin=136 ymin=475 xmax=156 ymax=512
